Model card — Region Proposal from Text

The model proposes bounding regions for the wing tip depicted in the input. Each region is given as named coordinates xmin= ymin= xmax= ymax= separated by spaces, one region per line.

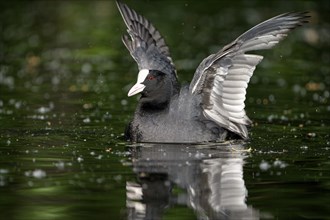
xmin=283 ymin=11 xmax=311 ymax=26
xmin=116 ymin=0 xmax=129 ymax=26
xmin=116 ymin=0 xmax=125 ymax=16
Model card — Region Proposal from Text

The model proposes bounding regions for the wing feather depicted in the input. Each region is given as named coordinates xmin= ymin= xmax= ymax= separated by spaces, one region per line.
xmin=116 ymin=1 xmax=177 ymax=80
xmin=190 ymin=12 xmax=309 ymax=139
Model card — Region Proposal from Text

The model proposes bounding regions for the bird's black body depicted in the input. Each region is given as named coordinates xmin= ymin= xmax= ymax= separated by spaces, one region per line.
xmin=126 ymin=85 xmax=230 ymax=143
xmin=116 ymin=1 xmax=309 ymax=143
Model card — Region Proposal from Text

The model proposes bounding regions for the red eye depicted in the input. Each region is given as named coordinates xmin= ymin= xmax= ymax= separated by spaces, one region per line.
xmin=147 ymin=75 xmax=155 ymax=80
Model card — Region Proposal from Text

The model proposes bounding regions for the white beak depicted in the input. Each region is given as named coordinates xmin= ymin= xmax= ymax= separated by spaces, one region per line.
xmin=127 ymin=69 xmax=149 ymax=97
xmin=128 ymin=83 xmax=146 ymax=97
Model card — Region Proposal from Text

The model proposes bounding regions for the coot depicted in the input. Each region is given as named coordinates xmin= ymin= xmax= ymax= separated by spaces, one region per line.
xmin=116 ymin=1 xmax=309 ymax=143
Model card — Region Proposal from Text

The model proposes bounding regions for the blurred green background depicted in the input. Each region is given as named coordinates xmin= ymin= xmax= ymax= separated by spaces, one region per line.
xmin=0 ymin=1 xmax=329 ymax=219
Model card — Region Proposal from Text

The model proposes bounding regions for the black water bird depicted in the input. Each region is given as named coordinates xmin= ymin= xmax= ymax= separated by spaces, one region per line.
xmin=116 ymin=1 xmax=309 ymax=143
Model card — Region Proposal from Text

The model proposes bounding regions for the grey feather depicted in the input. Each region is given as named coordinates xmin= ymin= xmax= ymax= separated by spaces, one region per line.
xmin=116 ymin=1 xmax=177 ymax=81
xmin=190 ymin=12 xmax=309 ymax=139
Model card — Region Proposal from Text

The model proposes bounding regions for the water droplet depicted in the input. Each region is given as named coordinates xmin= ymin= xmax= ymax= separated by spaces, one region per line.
xmin=83 ymin=117 xmax=91 ymax=123
xmin=259 ymin=160 xmax=271 ymax=171
xmin=32 ymin=169 xmax=46 ymax=179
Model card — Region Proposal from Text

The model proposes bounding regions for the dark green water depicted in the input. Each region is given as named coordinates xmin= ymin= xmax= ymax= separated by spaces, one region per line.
xmin=1 ymin=1 xmax=329 ymax=219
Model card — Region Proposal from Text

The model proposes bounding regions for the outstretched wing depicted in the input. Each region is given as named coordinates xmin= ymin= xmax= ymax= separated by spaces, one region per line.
xmin=116 ymin=1 xmax=177 ymax=80
xmin=189 ymin=12 xmax=309 ymax=139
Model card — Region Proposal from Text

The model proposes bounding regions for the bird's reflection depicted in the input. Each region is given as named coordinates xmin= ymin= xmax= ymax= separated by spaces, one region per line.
xmin=125 ymin=141 xmax=259 ymax=220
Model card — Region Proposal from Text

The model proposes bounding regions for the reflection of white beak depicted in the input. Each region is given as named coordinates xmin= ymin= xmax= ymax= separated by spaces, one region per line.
xmin=127 ymin=69 xmax=149 ymax=97
xmin=128 ymin=83 xmax=146 ymax=96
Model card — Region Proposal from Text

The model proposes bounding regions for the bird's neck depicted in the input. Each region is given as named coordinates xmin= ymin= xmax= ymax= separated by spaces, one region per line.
xmin=138 ymin=98 xmax=170 ymax=113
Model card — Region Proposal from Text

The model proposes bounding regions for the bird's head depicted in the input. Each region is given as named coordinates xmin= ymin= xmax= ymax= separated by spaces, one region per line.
xmin=128 ymin=69 xmax=173 ymax=109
